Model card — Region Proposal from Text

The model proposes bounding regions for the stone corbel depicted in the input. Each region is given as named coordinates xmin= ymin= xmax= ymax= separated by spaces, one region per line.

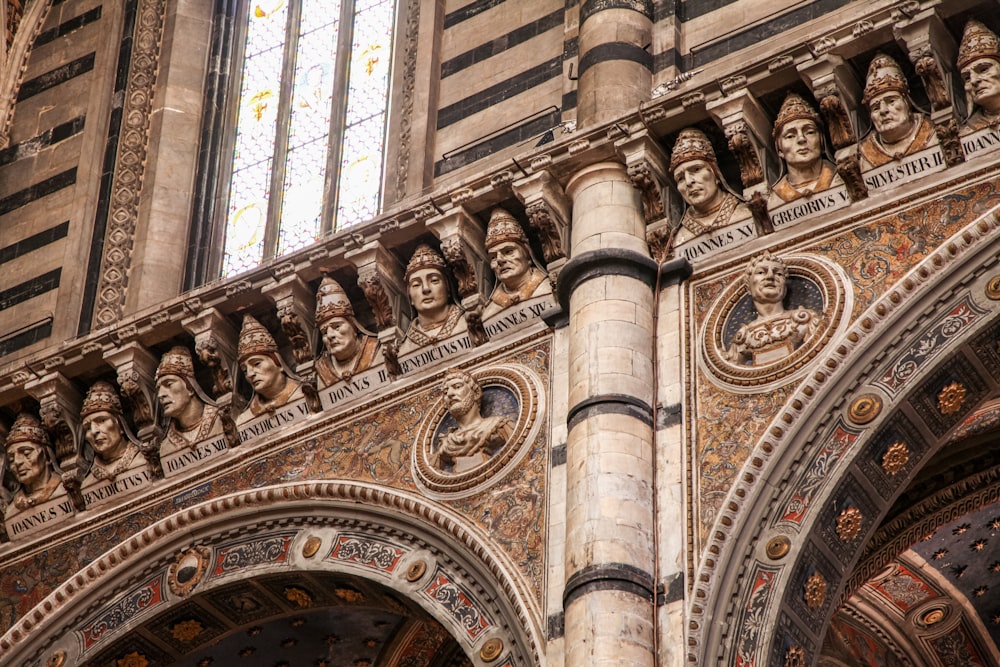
xmin=262 ymin=273 xmax=316 ymax=372
xmin=103 ymin=342 xmax=163 ymax=479
xmin=347 ymin=240 xmax=406 ymax=378
xmin=181 ymin=308 xmax=238 ymax=402
xmin=707 ymin=89 xmax=773 ymax=234
xmin=798 ymin=54 xmax=868 ymax=201
xmin=894 ymin=9 xmax=964 ymax=166
xmin=614 ymin=129 xmax=670 ymax=225
xmin=24 ymin=373 xmax=86 ymax=511
xmin=512 ymin=169 xmax=570 ymax=283
xmin=426 ymin=206 xmax=489 ymax=346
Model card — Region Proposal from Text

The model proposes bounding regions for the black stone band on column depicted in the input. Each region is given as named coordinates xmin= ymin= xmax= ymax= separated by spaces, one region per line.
xmin=660 ymin=257 xmax=693 ymax=287
xmin=556 ymin=248 xmax=658 ymax=312
xmin=567 ymin=393 xmax=654 ymax=431
xmin=581 ymin=0 xmax=654 ymax=25
xmin=578 ymin=42 xmax=653 ymax=78
xmin=564 ymin=562 xmax=656 ymax=607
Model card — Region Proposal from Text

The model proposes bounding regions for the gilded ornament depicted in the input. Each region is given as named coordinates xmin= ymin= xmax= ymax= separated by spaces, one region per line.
xmin=848 ymin=394 xmax=882 ymax=424
xmin=46 ymin=650 xmax=66 ymax=667
xmin=335 ymin=588 xmax=364 ymax=603
xmin=168 ymin=546 xmax=211 ymax=597
xmin=836 ymin=507 xmax=863 ymax=542
xmin=480 ymin=638 xmax=504 ymax=662
xmin=937 ymin=382 xmax=967 ymax=415
xmin=766 ymin=535 xmax=791 ymax=560
xmin=171 ymin=619 xmax=204 ymax=642
xmin=986 ymin=275 xmax=1000 ymax=300
xmin=784 ymin=645 xmax=806 ymax=667
xmin=302 ymin=535 xmax=322 ymax=559
xmin=284 ymin=587 xmax=313 ymax=608
xmin=881 ymin=441 xmax=910 ymax=475
xmin=804 ymin=571 xmax=827 ymax=610
xmin=117 ymin=653 xmax=149 ymax=667
xmin=921 ymin=608 xmax=945 ymax=626
xmin=405 ymin=559 xmax=427 ymax=582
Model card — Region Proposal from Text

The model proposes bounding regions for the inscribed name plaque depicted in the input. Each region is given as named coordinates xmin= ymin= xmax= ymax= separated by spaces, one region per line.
xmin=674 ymin=217 xmax=758 ymax=264
xmin=82 ymin=466 xmax=154 ymax=509
xmin=770 ymin=185 xmax=851 ymax=231
xmin=483 ymin=295 xmax=555 ymax=341
xmin=237 ymin=397 xmax=312 ymax=444
xmin=962 ymin=126 xmax=1000 ymax=161
xmin=319 ymin=365 xmax=391 ymax=411
xmin=162 ymin=435 xmax=231 ymax=477
xmin=862 ymin=145 xmax=946 ymax=192
xmin=398 ymin=333 xmax=474 ymax=376
xmin=5 ymin=494 xmax=75 ymax=539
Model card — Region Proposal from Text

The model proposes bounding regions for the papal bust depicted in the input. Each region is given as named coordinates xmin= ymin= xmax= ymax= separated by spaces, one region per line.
xmin=482 ymin=207 xmax=551 ymax=319
xmin=4 ymin=412 xmax=64 ymax=511
xmin=236 ymin=314 xmax=304 ymax=425
xmin=434 ymin=369 xmax=513 ymax=474
xmin=724 ymin=252 xmax=823 ymax=366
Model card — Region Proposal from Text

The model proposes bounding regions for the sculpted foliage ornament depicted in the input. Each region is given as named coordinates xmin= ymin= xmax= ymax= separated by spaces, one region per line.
xmin=804 ymin=571 xmax=828 ymax=610
xmin=836 ymin=506 xmax=863 ymax=542
xmin=882 ymin=441 xmax=910 ymax=476
xmin=937 ymin=381 xmax=967 ymax=415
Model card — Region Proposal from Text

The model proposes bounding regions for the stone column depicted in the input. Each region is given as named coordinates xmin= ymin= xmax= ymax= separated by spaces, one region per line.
xmin=560 ymin=162 xmax=658 ymax=666
xmin=576 ymin=0 xmax=653 ymax=127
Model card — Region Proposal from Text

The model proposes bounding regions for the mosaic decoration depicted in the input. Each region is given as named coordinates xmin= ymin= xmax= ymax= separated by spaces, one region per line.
xmin=872 ymin=296 xmax=986 ymax=396
xmin=328 ymin=533 xmax=407 ymax=574
xmin=421 ymin=569 xmax=493 ymax=641
xmin=691 ymin=179 xmax=1000 ymax=543
xmin=223 ymin=0 xmax=397 ymax=276
xmin=779 ymin=421 xmax=860 ymax=527
xmin=212 ymin=533 xmax=295 ymax=576
xmin=700 ymin=254 xmax=847 ymax=390
xmin=412 ymin=364 xmax=541 ymax=496
xmin=79 ymin=575 xmax=166 ymax=651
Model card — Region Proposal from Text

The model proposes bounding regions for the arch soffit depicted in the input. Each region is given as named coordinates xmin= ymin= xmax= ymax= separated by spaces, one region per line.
xmin=0 ymin=481 xmax=543 ymax=667
xmin=691 ymin=204 xmax=1000 ymax=666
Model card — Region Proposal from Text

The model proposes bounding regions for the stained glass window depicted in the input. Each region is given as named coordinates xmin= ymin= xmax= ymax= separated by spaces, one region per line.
xmin=222 ymin=0 xmax=397 ymax=277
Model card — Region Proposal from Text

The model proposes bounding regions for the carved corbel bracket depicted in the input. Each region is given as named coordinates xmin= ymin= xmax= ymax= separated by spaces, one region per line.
xmin=706 ymin=90 xmax=771 ymax=190
xmin=798 ymin=54 xmax=862 ymax=150
xmin=512 ymin=169 xmax=570 ymax=279
xmin=895 ymin=10 xmax=964 ymax=166
xmin=426 ymin=206 xmax=488 ymax=300
xmin=262 ymin=274 xmax=316 ymax=371
xmin=182 ymin=308 xmax=238 ymax=401
xmin=615 ymin=130 xmax=670 ymax=224
xmin=103 ymin=344 xmax=163 ymax=477
xmin=24 ymin=373 xmax=86 ymax=511
xmin=348 ymin=241 xmax=406 ymax=378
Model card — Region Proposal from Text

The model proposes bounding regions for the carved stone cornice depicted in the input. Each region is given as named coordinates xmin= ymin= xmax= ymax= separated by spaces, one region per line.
xmin=92 ymin=0 xmax=167 ymax=328
xmin=426 ymin=206 xmax=487 ymax=301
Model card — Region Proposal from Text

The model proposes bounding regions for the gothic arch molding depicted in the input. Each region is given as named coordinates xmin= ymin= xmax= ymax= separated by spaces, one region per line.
xmin=0 ymin=481 xmax=542 ymax=667
xmin=0 ymin=0 xmax=51 ymax=147
xmin=688 ymin=203 xmax=1000 ymax=666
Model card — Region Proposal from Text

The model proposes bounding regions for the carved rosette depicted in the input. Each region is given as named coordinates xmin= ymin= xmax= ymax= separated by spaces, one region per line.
xmin=881 ymin=441 xmax=910 ymax=475
xmin=803 ymin=571 xmax=828 ymax=610
xmin=835 ymin=507 xmax=863 ymax=542
xmin=412 ymin=365 xmax=542 ymax=498
xmin=937 ymin=382 xmax=967 ymax=415
xmin=701 ymin=254 xmax=849 ymax=390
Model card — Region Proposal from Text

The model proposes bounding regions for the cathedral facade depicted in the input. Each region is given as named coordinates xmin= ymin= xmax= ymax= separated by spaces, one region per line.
xmin=0 ymin=1 xmax=999 ymax=666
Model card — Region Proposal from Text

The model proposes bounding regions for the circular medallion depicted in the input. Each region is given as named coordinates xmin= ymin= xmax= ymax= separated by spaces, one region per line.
xmin=46 ymin=650 xmax=66 ymax=667
xmin=921 ymin=608 xmax=945 ymax=625
xmin=302 ymin=535 xmax=322 ymax=559
xmin=848 ymin=394 xmax=882 ymax=425
xmin=766 ymin=535 xmax=791 ymax=560
xmin=412 ymin=364 xmax=542 ymax=497
xmin=700 ymin=254 xmax=850 ymax=391
xmin=405 ymin=560 xmax=427 ymax=582
xmin=168 ymin=546 xmax=212 ymax=597
xmin=480 ymin=638 xmax=504 ymax=662
xmin=986 ymin=275 xmax=1000 ymax=300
